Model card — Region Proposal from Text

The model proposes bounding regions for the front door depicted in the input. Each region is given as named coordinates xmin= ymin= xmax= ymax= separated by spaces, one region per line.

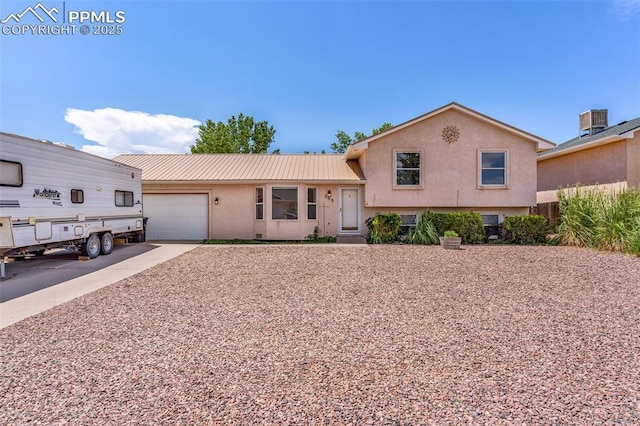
xmin=340 ymin=188 xmax=360 ymax=233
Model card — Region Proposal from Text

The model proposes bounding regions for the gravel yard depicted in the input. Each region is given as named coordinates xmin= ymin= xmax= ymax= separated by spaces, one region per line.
xmin=1 ymin=245 xmax=639 ymax=424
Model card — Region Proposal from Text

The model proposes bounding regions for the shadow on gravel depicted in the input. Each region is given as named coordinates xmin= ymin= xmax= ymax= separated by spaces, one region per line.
xmin=0 ymin=243 xmax=157 ymax=302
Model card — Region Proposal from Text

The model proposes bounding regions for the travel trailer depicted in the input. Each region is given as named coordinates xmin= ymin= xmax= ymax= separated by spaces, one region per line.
xmin=0 ymin=132 xmax=145 ymax=264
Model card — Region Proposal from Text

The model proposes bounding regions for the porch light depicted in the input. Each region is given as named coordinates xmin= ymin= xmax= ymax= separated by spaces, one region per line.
xmin=215 ymin=197 xmax=219 ymax=205
xmin=326 ymin=190 xmax=332 ymax=200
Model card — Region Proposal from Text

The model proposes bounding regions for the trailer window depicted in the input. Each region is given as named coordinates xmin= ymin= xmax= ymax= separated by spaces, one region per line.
xmin=115 ymin=190 xmax=134 ymax=207
xmin=71 ymin=189 xmax=84 ymax=204
xmin=0 ymin=160 xmax=23 ymax=187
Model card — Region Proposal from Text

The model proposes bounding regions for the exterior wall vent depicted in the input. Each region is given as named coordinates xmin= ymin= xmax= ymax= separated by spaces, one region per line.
xmin=580 ymin=109 xmax=608 ymax=136
xmin=255 ymin=233 xmax=263 ymax=239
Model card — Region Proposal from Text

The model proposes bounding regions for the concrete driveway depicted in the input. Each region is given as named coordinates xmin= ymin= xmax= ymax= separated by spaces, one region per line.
xmin=1 ymin=244 xmax=156 ymax=302
xmin=0 ymin=242 xmax=197 ymax=328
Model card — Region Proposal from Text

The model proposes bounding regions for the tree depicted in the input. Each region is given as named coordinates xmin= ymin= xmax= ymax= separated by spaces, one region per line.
xmin=190 ymin=113 xmax=276 ymax=154
xmin=330 ymin=122 xmax=393 ymax=153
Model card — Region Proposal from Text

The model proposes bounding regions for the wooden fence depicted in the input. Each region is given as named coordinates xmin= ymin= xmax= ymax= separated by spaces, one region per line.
xmin=530 ymin=202 xmax=560 ymax=224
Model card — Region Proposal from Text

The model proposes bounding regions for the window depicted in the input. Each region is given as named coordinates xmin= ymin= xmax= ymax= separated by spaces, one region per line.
xmin=480 ymin=151 xmax=506 ymax=186
xmin=399 ymin=214 xmax=417 ymax=235
xmin=481 ymin=214 xmax=501 ymax=240
xmin=71 ymin=189 xmax=84 ymax=204
xmin=395 ymin=152 xmax=421 ymax=186
xmin=255 ymin=187 xmax=264 ymax=220
xmin=0 ymin=160 xmax=23 ymax=187
xmin=307 ymin=188 xmax=317 ymax=220
xmin=115 ymin=190 xmax=134 ymax=207
xmin=272 ymin=187 xmax=298 ymax=220
xmin=481 ymin=214 xmax=499 ymax=227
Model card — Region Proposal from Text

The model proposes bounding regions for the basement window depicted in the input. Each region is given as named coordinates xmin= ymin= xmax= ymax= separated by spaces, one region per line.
xmin=399 ymin=214 xmax=417 ymax=235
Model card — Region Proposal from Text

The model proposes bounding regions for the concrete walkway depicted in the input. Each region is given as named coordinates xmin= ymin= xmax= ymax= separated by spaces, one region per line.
xmin=0 ymin=244 xmax=197 ymax=329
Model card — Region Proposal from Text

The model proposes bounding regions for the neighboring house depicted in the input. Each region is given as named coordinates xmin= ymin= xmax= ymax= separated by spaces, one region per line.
xmin=537 ymin=111 xmax=640 ymax=203
xmin=115 ymin=102 xmax=555 ymax=241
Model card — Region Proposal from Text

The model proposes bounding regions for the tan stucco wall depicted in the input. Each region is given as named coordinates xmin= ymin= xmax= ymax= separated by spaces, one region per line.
xmin=143 ymin=182 xmax=344 ymax=240
xmin=362 ymin=109 xmax=539 ymax=209
xmin=627 ymin=134 xmax=640 ymax=187
xmin=537 ymin=182 xmax=628 ymax=204
xmin=537 ymin=140 xmax=628 ymax=191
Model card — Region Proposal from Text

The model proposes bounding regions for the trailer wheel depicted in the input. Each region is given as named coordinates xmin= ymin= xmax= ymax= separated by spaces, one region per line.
xmin=81 ymin=234 xmax=101 ymax=259
xmin=101 ymin=232 xmax=114 ymax=255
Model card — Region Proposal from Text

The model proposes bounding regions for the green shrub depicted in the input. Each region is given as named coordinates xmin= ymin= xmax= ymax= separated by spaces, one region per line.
xmin=555 ymin=185 xmax=640 ymax=255
xmin=407 ymin=211 xmax=483 ymax=244
xmin=443 ymin=230 xmax=459 ymax=237
xmin=624 ymin=217 xmax=640 ymax=255
xmin=407 ymin=212 xmax=440 ymax=245
xmin=503 ymin=215 xmax=549 ymax=244
xmin=366 ymin=213 xmax=402 ymax=244
xmin=305 ymin=226 xmax=336 ymax=243
xmin=418 ymin=211 xmax=450 ymax=236
xmin=449 ymin=212 xmax=484 ymax=244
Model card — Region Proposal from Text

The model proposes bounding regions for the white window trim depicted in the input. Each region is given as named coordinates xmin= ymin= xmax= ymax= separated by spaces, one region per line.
xmin=393 ymin=149 xmax=423 ymax=189
xmin=478 ymin=149 xmax=508 ymax=189
xmin=307 ymin=187 xmax=317 ymax=221
xmin=255 ymin=187 xmax=264 ymax=221
xmin=271 ymin=186 xmax=299 ymax=221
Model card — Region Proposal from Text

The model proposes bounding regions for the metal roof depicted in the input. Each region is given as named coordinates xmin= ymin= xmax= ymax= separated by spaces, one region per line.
xmin=113 ymin=153 xmax=365 ymax=183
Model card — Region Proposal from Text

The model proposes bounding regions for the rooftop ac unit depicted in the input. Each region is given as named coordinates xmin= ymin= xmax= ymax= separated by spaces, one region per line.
xmin=580 ymin=109 xmax=608 ymax=136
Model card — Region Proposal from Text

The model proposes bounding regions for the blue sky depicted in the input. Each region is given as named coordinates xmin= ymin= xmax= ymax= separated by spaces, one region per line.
xmin=1 ymin=0 xmax=639 ymax=157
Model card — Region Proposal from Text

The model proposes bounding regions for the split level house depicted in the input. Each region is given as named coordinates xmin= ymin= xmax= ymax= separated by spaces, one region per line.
xmin=537 ymin=109 xmax=640 ymax=203
xmin=115 ymin=102 xmax=555 ymax=241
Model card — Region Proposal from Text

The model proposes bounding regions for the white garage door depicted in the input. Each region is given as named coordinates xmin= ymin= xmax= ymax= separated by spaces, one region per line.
xmin=143 ymin=194 xmax=208 ymax=240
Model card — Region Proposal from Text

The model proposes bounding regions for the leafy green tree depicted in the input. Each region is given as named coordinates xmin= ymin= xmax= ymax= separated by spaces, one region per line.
xmin=190 ymin=113 xmax=276 ymax=154
xmin=330 ymin=122 xmax=393 ymax=153
xmin=372 ymin=122 xmax=393 ymax=135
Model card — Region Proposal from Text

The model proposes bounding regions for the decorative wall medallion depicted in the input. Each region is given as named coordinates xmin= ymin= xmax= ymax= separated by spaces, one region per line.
xmin=442 ymin=125 xmax=460 ymax=144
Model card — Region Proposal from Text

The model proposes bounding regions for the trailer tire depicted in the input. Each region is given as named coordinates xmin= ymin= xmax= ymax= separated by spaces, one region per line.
xmin=82 ymin=234 xmax=101 ymax=259
xmin=101 ymin=232 xmax=114 ymax=255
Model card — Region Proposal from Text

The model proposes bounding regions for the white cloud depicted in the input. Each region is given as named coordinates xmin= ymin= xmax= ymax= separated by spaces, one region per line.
xmin=65 ymin=107 xmax=201 ymax=158
xmin=614 ymin=0 xmax=640 ymax=20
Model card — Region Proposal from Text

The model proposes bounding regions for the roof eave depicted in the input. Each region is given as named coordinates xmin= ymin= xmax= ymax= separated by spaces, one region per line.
xmin=142 ymin=179 xmax=366 ymax=185
xmin=345 ymin=144 xmax=367 ymax=160
xmin=537 ymin=131 xmax=635 ymax=161
xmin=348 ymin=102 xmax=554 ymax=152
